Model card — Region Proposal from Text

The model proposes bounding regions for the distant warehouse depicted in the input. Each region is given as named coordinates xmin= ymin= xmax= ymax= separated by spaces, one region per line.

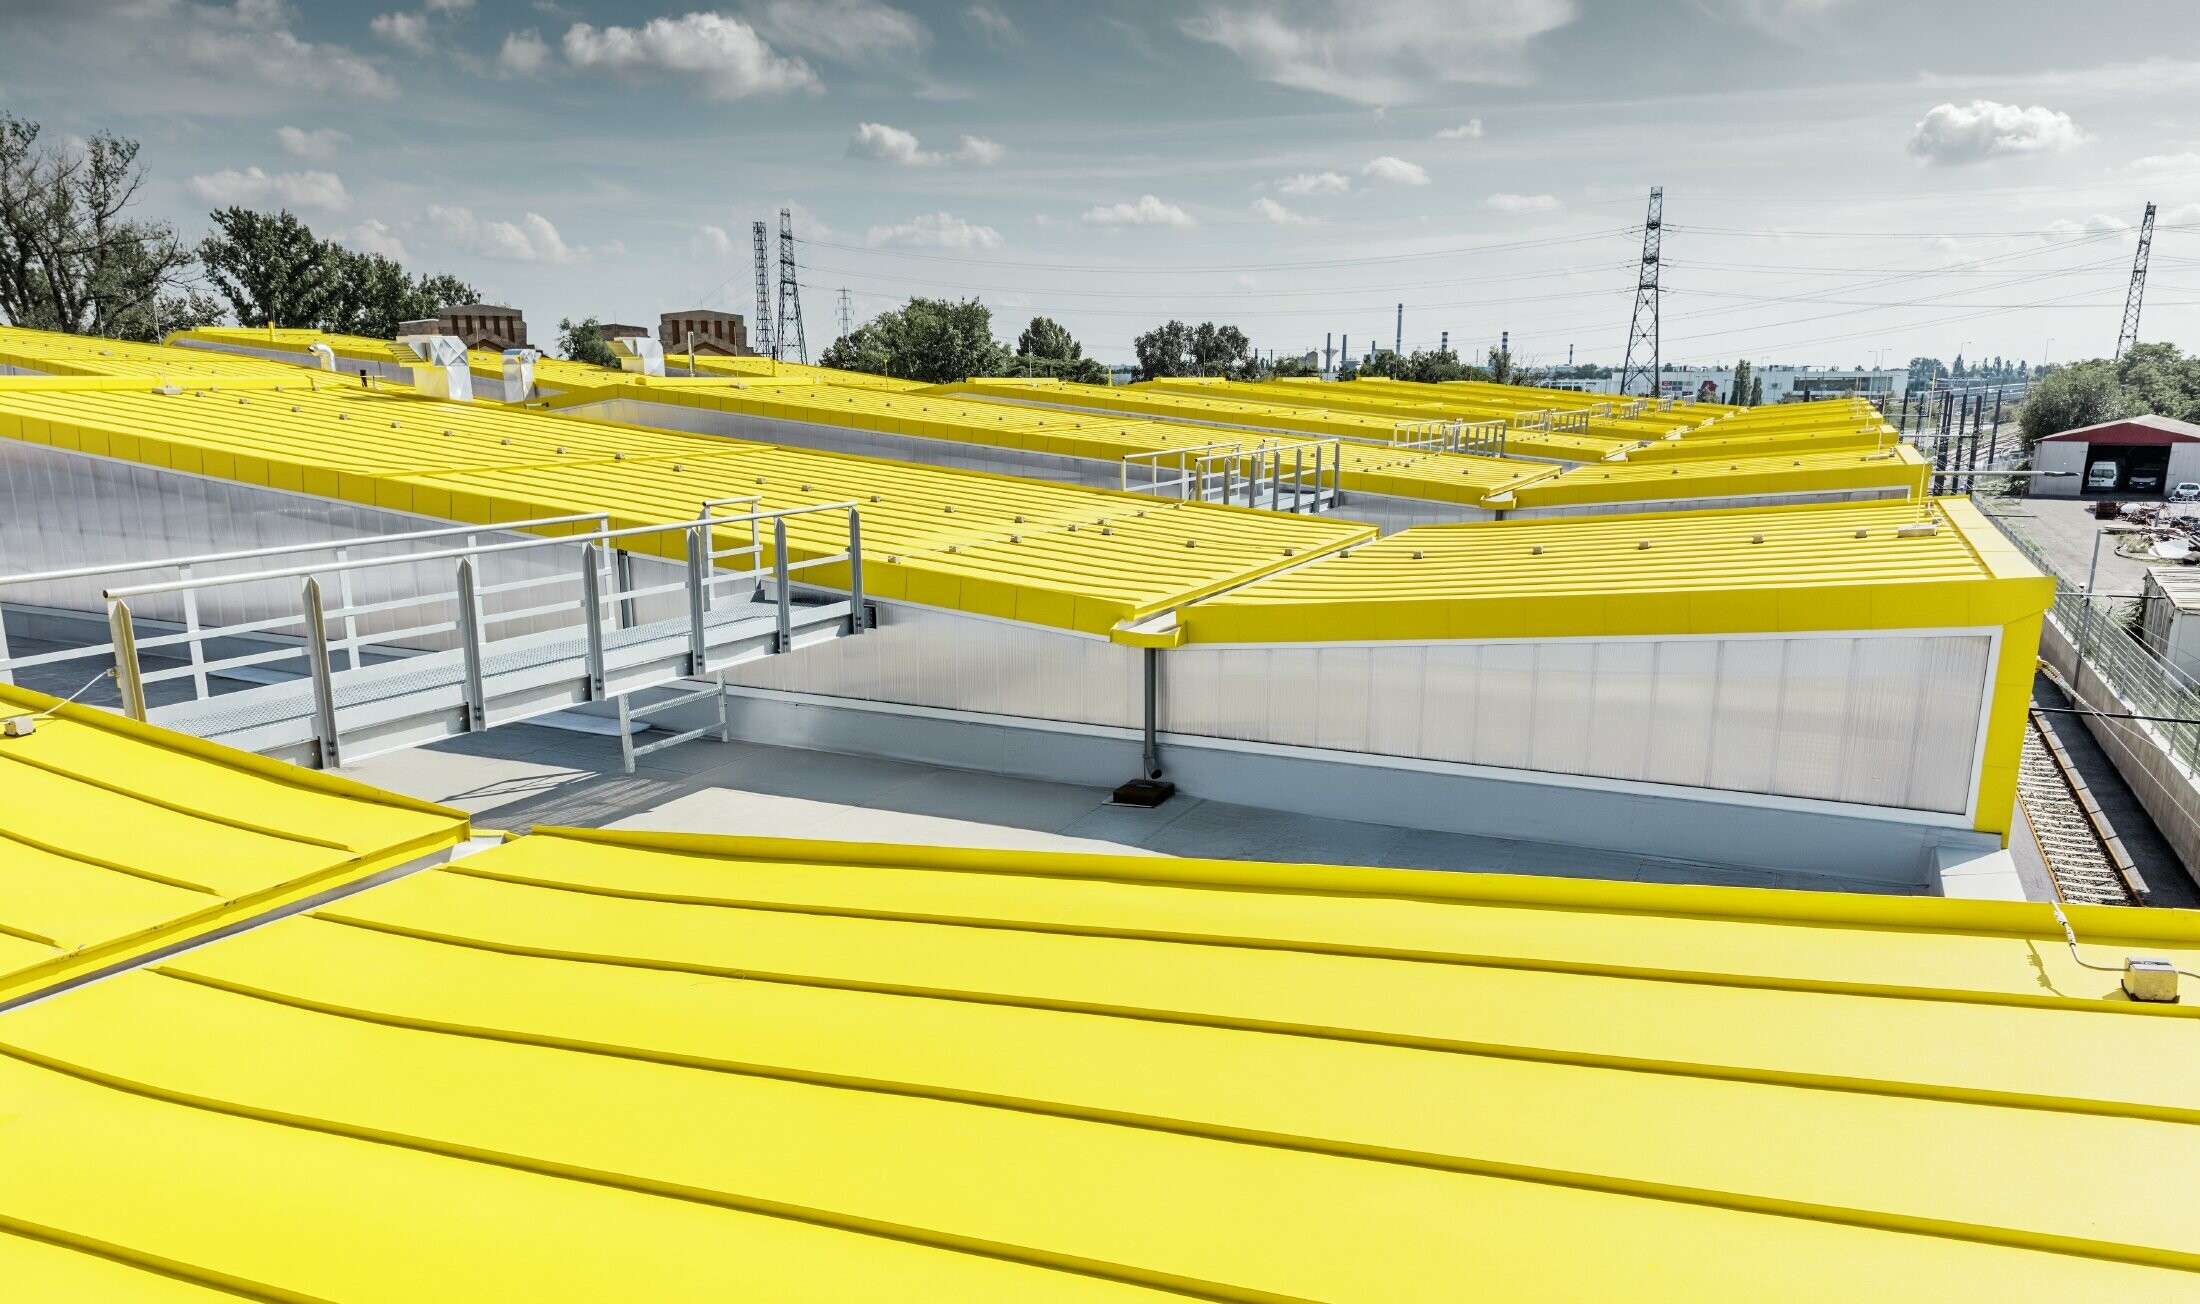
xmin=2032 ymin=414 xmax=2200 ymax=498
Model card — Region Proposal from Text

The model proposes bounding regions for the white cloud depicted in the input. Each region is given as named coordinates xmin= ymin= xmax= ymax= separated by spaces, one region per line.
xmin=1276 ymin=171 xmax=1350 ymax=196
xmin=751 ymin=0 xmax=928 ymax=66
xmin=274 ymin=126 xmax=349 ymax=160
xmin=1252 ymin=197 xmax=1312 ymax=225
xmin=1361 ymin=155 xmax=1430 ymax=186
xmin=693 ymin=224 xmax=736 ymax=258
xmin=1435 ymin=119 xmax=1484 ymax=139
xmin=2041 ymin=213 xmax=2131 ymax=242
xmin=847 ymin=122 xmax=1000 ymax=165
xmin=1081 ymin=194 xmax=1196 ymax=227
xmin=497 ymin=28 xmax=551 ymax=77
xmin=346 ymin=218 xmax=409 ymax=262
xmin=866 ymin=211 xmax=1002 ymax=249
xmin=425 ymin=206 xmax=590 ymax=263
xmin=953 ymin=134 xmax=1004 ymax=165
xmin=187 ymin=166 xmax=351 ymax=212
xmin=562 ymin=13 xmax=818 ymax=99
xmin=1182 ymin=0 xmax=1576 ymax=105
xmin=1907 ymin=100 xmax=2083 ymax=166
xmin=1485 ymin=191 xmax=1559 ymax=211
xmin=963 ymin=3 xmax=1020 ymax=48
xmin=2129 ymin=152 xmax=2200 ymax=175
xmin=173 ymin=1 xmax=399 ymax=100
xmin=370 ymin=11 xmax=431 ymax=53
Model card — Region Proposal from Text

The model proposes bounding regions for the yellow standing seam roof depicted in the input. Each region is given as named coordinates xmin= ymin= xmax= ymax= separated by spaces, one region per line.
xmin=2 ymin=827 xmax=2196 ymax=1300
xmin=0 ymin=684 xmax=467 ymax=1007
xmin=0 ymin=329 xmax=306 ymax=383
xmin=546 ymin=375 xmax=1551 ymax=504
xmin=1495 ymin=444 xmax=1929 ymax=509
xmin=0 ymin=379 xmax=1372 ymax=639
xmin=1177 ymin=496 xmax=2051 ymax=642
xmin=168 ymin=325 xmax=626 ymax=393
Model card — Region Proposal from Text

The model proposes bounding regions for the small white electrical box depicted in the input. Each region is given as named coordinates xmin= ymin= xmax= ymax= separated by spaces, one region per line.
xmin=2123 ymin=957 xmax=2180 ymax=1004
xmin=2 ymin=715 xmax=35 ymax=738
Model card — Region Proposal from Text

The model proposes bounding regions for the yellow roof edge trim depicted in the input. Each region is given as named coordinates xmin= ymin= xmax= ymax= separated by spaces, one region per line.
xmin=0 ymin=683 xmax=467 ymax=824
xmin=1121 ymin=520 xmax=1376 ymax=624
xmin=522 ymin=826 xmax=2200 ymax=949
xmin=0 ymin=823 xmax=460 ymax=1009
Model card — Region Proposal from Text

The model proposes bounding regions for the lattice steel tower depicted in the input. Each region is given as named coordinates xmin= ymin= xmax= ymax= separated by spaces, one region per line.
xmin=775 ymin=207 xmax=808 ymax=365
xmin=837 ymin=288 xmax=853 ymax=342
xmin=2116 ymin=201 xmax=2156 ymax=361
xmin=750 ymin=221 xmax=773 ymax=361
xmin=1619 ymin=186 xmax=1664 ymax=397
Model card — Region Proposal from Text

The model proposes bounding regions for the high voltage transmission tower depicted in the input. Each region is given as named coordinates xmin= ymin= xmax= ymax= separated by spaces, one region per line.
xmin=837 ymin=288 xmax=853 ymax=342
xmin=1619 ymin=186 xmax=1663 ymax=398
xmin=775 ymin=207 xmax=808 ymax=364
xmin=2116 ymin=200 xmax=2156 ymax=361
xmin=750 ymin=221 xmax=773 ymax=361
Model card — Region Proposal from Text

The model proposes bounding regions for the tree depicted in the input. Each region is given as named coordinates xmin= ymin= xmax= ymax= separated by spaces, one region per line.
xmin=556 ymin=316 xmax=619 ymax=368
xmin=1731 ymin=358 xmax=1754 ymax=406
xmin=199 ymin=207 xmax=339 ymax=329
xmin=325 ymin=249 xmax=475 ymax=338
xmin=0 ymin=115 xmax=200 ymax=339
xmin=1907 ymin=356 xmax=1943 ymax=388
xmin=1001 ymin=352 xmax=1106 ymax=384
xmin=1015 ymin=315 xmax=1081 ymax=362
xmin=1749 ymin=374 xmax=1764 ymax=406
xmin=817 ymin=297 xmax=1008 ymax=383
xmin=1487 ymin=345 xmax=1514 ymax=385
xmin=1133 ymin=319 xmax=1253 ymax=380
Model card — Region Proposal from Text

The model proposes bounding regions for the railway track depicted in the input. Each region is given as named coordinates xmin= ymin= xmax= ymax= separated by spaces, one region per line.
xmin=2018 ymin=710 xmax=2147 ymax=906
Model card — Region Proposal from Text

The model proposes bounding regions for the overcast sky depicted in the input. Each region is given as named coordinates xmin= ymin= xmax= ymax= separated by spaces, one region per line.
xmin=4 ymin=0 xmax=2198 ymax=369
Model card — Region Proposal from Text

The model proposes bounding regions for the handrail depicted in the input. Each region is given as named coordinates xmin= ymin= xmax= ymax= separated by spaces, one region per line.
xmin=93 ymin=506 xmax=852 ymax=601
xmin=0 ymin=511 xmax=612 ymax=588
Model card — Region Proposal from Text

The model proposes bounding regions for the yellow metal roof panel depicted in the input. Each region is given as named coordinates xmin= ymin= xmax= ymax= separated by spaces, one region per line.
xmin=1179 ymin=496 xmax=2054 ymax=644
xmin=0 ymin=328 xmax=307 ymax=382
xmin=558 ymin=376 xmax=1547 ymax=504
xmin=0 ymin=378 xmax=1370 ymax=639
xmin=1498 ymin=444 xmax=1927 ymax=509
xmin=1 ymin=827 xmax=2194 ymax=1298
xmin=170 ymin=326 xmax=627 ymax=392
xmin=0 ymin=683 xmax=466 ymax=1006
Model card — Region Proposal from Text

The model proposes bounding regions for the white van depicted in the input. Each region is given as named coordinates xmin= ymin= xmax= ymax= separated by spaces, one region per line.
xmin=2087 ymin=462 xmax=2121 ymax=491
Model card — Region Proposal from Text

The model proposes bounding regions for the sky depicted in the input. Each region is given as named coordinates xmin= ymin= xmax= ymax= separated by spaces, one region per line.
xmin=2 ymin=0 xmax=2198 ymax=370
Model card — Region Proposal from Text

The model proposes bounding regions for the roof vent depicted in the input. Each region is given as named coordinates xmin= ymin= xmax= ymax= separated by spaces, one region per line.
xmin=1855 ymin=528 xmax=1869 ymax=539
xmin=1531 ymin=545 xmax=1544 ymax=555
xmin=391 ymin=332 xmax=474 ymax=403
xmin=501 ymin=348 xmax=539 ymax=403
xmin=1897 ymin=521 xmax=1938 ymax=538
xmin=1751 ymin=534 xmax=1764 ymax=544
xmin=1637 ymin=540 xmax=1652 ymax=550
xmin=606 ymin=335 xmax=666 ymax=378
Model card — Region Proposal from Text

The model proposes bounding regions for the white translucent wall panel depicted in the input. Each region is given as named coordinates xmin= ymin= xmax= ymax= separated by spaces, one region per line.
xmin=1162 ymin=633 xmax=1993 ymax=817
xmin=724 ymin=603 xmax=1143 ymax=730
xmin=0 ymin=441 xmax=683 ymax=649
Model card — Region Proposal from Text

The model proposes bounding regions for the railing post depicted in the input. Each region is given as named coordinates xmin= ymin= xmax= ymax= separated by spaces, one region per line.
xmin=178 ymin=562 xmax=210 ymax=698
xmin=0 ymin=606 xmax=13 ymax=686
xmin=455 ymin=558 xmax=486 ymax=732
xmin=334 ymin=546 xmax=361 ymax=671
xmin=615 ymin=549 xmax=637 ymax=629
xmin=107 ymin=599 xmax=148 ymax=721
xmin=580 ymin=542 xmax=606 ymax=700
xmin=773 ymin=517 xmax=793 ymax=652
xmin=1142 ymin=646 xmax=1162 ymax=779
xmin=302 ymin=577 xmax=342 ymax=768
xmin=685 ymin=524 xmax=709 ymax=675
xmin=846 ymin=508 xmax=866 ymax=634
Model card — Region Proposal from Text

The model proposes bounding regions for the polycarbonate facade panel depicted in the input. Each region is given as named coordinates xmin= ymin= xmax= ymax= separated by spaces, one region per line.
xmin=1162 ymin=632 xmax=1993 ymax=817
xmin=0 ymin=441 xmax=673 ymax=651
xmin=724 ymin=602 xmax=1143 ymax=729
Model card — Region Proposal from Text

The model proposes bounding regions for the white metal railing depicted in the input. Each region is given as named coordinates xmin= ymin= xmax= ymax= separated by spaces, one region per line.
xmin=0 ymin=511 xmax=612 ymax=693
xmin=1121 ymin=440 xmax=1337 ymax=513
xmin=92 ymin=503 xmax=865 ymax=767
xmin=1387 ymin=418 xmax=1508 ymax=458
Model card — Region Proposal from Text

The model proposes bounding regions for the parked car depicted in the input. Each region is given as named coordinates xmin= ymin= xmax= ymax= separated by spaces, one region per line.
xmin=2171 ymin=482 xmax=2200 ymax=502
xmin=2087 ymin=461 xmax=2121 ymax=491
xmin=2129 ymin=469 xmax=2165 ymax=494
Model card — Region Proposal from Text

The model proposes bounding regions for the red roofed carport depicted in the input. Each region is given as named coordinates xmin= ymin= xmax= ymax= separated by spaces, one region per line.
xmin=2032 ymin=414 xmax=2200 ymax=498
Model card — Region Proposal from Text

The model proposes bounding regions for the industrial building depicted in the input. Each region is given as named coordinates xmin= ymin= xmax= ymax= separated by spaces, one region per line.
xmin=2 ymin=318 xmax=2189 ymax=1299
xmin=2031 ymin=414 xmax=2200 ymax=498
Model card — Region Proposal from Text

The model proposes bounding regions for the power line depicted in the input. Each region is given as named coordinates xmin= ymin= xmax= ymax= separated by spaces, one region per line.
xmin=795 ymin=226 xmax=1631 ymax=273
